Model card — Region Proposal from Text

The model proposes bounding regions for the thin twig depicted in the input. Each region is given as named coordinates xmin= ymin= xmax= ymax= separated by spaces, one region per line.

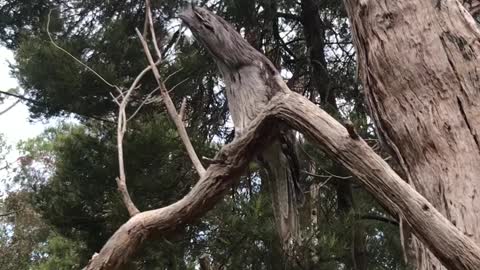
xmin=164 ymin=67 xmax=184 ymax=83
xmin=168 ymin=76 xmax=190 ymax=92
xmin=0 ymin=211 xmax=17 ymax=218
xmin=127 ymin=87 xmax=160 ymax=122
xmin=303 ymin=170 xmax=352 ymax=180
xmin=47 ymin=9 xmax=117 ymax=89
xmin=318 ymin=176 xmax=333 ymax=189
xmin=0 ymin=100 xmax=20 ymax=115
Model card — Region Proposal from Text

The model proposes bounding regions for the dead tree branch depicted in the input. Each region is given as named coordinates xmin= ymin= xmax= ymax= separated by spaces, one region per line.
xmin=83 ymin=6 xmax=480 ymax=270
xmin=135 ymin=24 xmax=206 ymax=176
xmin=113 ymin=63 xmax=159 ymax=216
xmin=47 ymin=9 xmax=117 ymax=90
xmin=0 ymin=211 xmax=17 ymax=218
xmin=84 ymin=92 xmax=480 ymax=270
xmin=0 ymin=90 xmax=114 ymax=124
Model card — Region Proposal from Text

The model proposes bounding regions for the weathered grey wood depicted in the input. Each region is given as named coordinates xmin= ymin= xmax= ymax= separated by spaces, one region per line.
xmin=180 ymin=6 xmax=303 ymax=251
xmin=84 ymin=90 xmax=480 ymax=270
xmin=84 ymin=7 xmax=480 ymax=270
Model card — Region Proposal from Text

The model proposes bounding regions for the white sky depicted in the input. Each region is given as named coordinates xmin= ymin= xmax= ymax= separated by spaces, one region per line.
xmin=0 ymin=47 xmax=46 ymax=154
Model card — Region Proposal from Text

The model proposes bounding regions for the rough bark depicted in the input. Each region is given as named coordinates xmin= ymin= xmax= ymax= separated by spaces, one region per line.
xmin=84 ymin=7 xmax=480 ymax=270
xmin=84 ymin=91 xmax=480 ymax=270
xmin=343 ymin=0 xmax=480 ymax=269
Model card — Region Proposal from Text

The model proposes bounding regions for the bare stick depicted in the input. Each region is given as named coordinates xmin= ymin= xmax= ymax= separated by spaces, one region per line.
xmin=113 ymin=61 xmax=160 ymax=216
xmin=164 ymin=67 xmax=184 ymax=83
xmin=168 ymin=77 xmax=190 ymax=92
xmin=135 ymin=28 xmax=206 ymax=176
xmin=146 ymin=0 xmax=163 ymax=60
xmin=302 ymin=170 xmax=352 ymax=180
xmin=48 ymin=8 xmax=143 ymax=215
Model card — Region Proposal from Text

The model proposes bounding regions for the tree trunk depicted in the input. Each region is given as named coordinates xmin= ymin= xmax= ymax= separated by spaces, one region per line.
xmin=85 ymin=7 xmax=480 ymax=270
xmin=343 ymin=0 xmax=480 ymax=269
xmin=352 ymin=220 xmax=368 ymax=270
xmin=301 ymin=0 xmax=334 ymax=108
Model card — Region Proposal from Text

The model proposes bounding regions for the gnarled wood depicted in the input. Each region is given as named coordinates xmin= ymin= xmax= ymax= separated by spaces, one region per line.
xmin=84 ymin=7 xmax=480 ymax=270
xmin=343 ymin=0 xmax=480 ymax=269
xmin=85 ymin=90 xmax=480 ymax=270
xmin=180 ymin=6 xmax=303 ymax=252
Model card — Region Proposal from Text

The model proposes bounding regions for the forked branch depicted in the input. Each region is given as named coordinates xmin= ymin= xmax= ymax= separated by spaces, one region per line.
xmin=112 ymin=63 xmax=160 ymax=216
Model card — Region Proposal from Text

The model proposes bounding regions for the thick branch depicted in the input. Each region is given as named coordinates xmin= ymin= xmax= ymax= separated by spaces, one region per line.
xmin=278 ymin=93 xmax=480 ymax=270
xmin=84 ymin=95 xmax=279 ymax=269
xmin=85 ymin=92 xmax=480 ymax=270
xmin=84 ymin=6 xmax=480 ymax=270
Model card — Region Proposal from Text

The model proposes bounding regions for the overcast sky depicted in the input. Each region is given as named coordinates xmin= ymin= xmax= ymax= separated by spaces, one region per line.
xmin=0 ymin=47 xmax=46 ymax=158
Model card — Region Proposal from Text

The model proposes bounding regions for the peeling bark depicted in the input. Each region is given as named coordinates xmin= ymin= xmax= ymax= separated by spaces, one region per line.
xmin=343 ymin=0 xmax=480 ymax=269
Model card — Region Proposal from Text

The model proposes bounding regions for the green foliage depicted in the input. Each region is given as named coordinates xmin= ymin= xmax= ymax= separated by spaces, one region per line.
xmin=0 ymin=133 xmax=11 ymax=176
xmin=0 ymin=191 xmax=84 ymax=270
xmin=31 ymin=234 xmax=83 ymax=270
xmin=0 ymin=0 xmax=409 ymax=269
xmin=0 ymin=192 xmax=51 ymax=270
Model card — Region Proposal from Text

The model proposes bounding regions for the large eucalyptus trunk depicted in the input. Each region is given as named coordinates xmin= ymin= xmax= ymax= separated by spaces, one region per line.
xmin=343 ymin=0 xmax=480 ymax=269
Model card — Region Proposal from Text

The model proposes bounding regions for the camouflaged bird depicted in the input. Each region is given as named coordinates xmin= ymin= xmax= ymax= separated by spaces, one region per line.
xmin=180 ymin=6 xmax=304 ymax=252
